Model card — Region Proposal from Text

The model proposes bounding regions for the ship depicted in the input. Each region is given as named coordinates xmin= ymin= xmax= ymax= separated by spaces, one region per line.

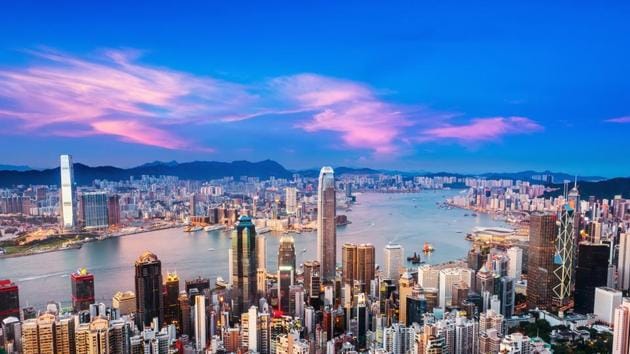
xmin=406 ymin=252 xmax=423 ymax=264
xmin=204 ymin=224 xmax=225 ymax=232
xmin=423 ymin=242 xmax=435 ymax=253
xmin=184 ymin=225 xmax=203 ymax=232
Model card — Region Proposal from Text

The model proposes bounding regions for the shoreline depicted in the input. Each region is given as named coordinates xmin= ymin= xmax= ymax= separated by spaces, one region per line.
xmin=0 ymin=224 xmax=184 ymax=259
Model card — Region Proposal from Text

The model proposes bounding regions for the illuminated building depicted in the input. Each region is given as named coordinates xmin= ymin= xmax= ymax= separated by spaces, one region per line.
xmin=134 ymin=251 xmax=164 ymax=328
xmin=317 ymin=166 xmax=336 ymax=282
xmin=60 ymin=154 xmax=76 ymax=229
xmin=231 ymin=215 xmax=257 ymax=317
xmin=164 ymin=272 xmax=180 ymax=326
xmin=80 ymin=192 xmax=109 ymax=229
xmin=342 ymin=243 xmax=375 ymax=291
xmin=553 ymin=203 xmax=576 ymax=308
xmin=285 ymin=187 xmax=297 ymax=214
xmin=71 ymin=268 xmax=95 ymax=312
xmin=0 ymin=279 xmax=19 ymax=321
xmin=178 ymin=291 xmax=192 ymax=338
xmin=398 ymin=273 xmax=413 ymax=325
xmin=527 ymin=213 xmax=557 ymax=310
xmin=278 ymin=266 xmax=294 ymax=314
xmin=278 ymin=235 xmax=296 ymax=275
xmin=194 ymin=295 xmax=206 ymax=352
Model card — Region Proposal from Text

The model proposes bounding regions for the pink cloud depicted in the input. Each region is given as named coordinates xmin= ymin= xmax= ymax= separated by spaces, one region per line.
xmin=605 ymin=116 xmax=630 ymax=123
xmin=418 ymin=117 xmax=543 ymax=143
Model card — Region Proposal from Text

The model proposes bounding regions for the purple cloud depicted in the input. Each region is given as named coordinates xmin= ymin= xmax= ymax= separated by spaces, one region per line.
xmin=417 ymin=117 xmax=543 ymax=143
xmin=605 ymin=116 xmax=630 ymax=123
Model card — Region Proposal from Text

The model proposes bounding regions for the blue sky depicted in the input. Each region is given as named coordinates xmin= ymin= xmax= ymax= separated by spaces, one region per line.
xmin=0 ymin=1 xmax=628 ymax=176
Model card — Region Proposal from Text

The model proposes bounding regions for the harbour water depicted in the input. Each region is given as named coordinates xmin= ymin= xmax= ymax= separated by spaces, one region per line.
xmin=0 ymin=190 xmax=509 ymax=308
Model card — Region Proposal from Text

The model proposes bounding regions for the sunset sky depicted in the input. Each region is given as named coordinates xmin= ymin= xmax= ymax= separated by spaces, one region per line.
xmin=0 ymin=1 xmax=628 ymax=176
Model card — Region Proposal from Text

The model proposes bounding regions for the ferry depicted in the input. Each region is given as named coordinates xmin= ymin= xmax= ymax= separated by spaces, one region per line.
xmin=184 ymin=225 xmax=203 ymax=232
xmin=406 ymin=252 xmax=423 ymax=264
xmin=423 ymin=242 xmax=435 ymax=253
xmin=204 ymin=224 xmax=225 ymax=232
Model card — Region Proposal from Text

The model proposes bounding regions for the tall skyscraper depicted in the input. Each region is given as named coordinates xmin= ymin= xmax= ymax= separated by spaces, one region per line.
xmin=59 ymin=154 xmax=76 ymax=229
xmin=303 ymin=260 xmax=321 ymax=304
xmin=0 ymin=279 xmax=19 ymax=322
xmin=80 ymin=192 xmax=109 ymax=229
xmin=71 ymin=268 xmax=95 ymax=312
xmin=194 ymin=294 xmax=207 ymax=352
xmin=574 ymin=243 xmax=610 ymax=314
xmin=317 ymin=166 xmax=336 ymax=282
xmin=506 ymin=247 xmax=523 ymax=280
xmin=164 ymin=272 xmax=180 ymax=326
xmin=134 ymin=251 xmax=164 ymax=328
xmin=612 ymin=298 xmax=630 ymax=354
xmin=107 ymin=194 xmax=121 ymax=226
xmin=285 ymin=187 xmax=297 ymax=215
xmin=256 ymin=234 xmax=267 ymax=271
xmin=278 ymin=235 xmax=296 ymax=272
xmin=594 ymin=287 xmax=623 ymax=325
xmin=341 ymin=243 xmax=375 ymax=290
xmin=618 ymin=233 xmax=630 ymax=292
xmin=553 ymin=204 xmax=576 ymax=307
xmin=231 ymin=215 xmax=257 ymax=317
xmin=384 ymin=244 xmax=404 ymax=281
xmin=527 ymin=213 xmax=557 ymax=310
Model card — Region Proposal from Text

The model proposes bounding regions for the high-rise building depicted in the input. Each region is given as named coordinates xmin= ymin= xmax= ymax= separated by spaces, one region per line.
xmin=278 ymin=266 xmax=294 ymax=314
xmin=317 ymin=166 xmax=336 ymax=282
xmin=134 ymin=251 xmax=164 ymax=328
xmin=71 ymin=268 xmax=95 ymax=312
xmin=527 ymin=213 xmax=558 ymax=310
xmin=112 ymin=291 xmax=136 ymax=316
xmin=574 ymin=243 xmax=610 ymax=314
xmin=60 ymin=154 xmax=76 ymax=229
xmin=194 ymin=294 xmax=206 ymax=352
xmin=303 ymin=260 xmax=321 ymax=304
xmin=506 ymin=247 xmax=523 ymax=280
xmin=398 ymin=273 xmax=413 ymax=325
xmin=553 ymin=204 xmax=576 ymax=308
xmin=618 ymin=233 xmax=630 ymax=292
xmin=0 ymin=279 xmax=19 ymax=322
xmin=178 ymin=292 xmax=192 ymax=338
xmin=384 ymin=244 xmax=403 ymax=281
xmin=164 ymin=272 xmax=180 ymax=326
xmin=107 ymin=195 xmax=121 ymax=226
xmin=594 ymin=287 xmax=623 ymax=325
xmin=285 ymin=187 xmax=297 ymax=215
xmin=612 ymin=298 xmax=630 ymax=354
xmin=341 ymin=243 xmax=375 ymax=291
xmin=81 ymin=192 xmax=109 ymax=229
xmin=231 ymin=215 xmax=257 ymax=317
xmin=256 ymin=234 xmax=267 ymax=270
xmin=278 ymin=235 xmax=296 ymax=273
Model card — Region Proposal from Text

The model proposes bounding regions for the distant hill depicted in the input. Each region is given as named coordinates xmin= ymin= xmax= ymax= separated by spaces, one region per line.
xmin=0 ymin=160 xmax=292 ymax=187
xmin=0 ymin=164 xmax=31 ymax=172
xmin=544 ymin=178 xmax=630 ymax=200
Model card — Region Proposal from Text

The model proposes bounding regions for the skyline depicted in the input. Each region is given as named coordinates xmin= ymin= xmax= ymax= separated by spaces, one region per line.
xmin=1 ymin=2 xmax=629 ymax=176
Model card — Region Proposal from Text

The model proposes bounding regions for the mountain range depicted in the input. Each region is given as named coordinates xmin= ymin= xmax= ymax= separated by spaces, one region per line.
xmin=0 ymin=160 xmax=626 ymax=198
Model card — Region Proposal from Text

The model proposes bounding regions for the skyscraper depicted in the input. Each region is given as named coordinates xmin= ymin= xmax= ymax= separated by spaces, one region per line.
xmin=341 ymin=243 xmax=375 ymax=290
xmin=527 ymin=213 xmax=557 ymax=310
xmin=81 ymin=192 xmax=109 ymax=229
xmin=0 ymin=279 xmax=19 ymax=322
xmin=384 ymin=244 xmax=404 ymax=281
xmin=194 ymin=294 xmax=206 ymax=352
xmin=506 ymin=247 xmax=523 ymax=280
xmin=553 ymin=204 xmax=575 ymax=307
xmin=164 ymin=272 xmax=180 ymax=326
xmin=278 ymin=235 xmax=296 ymax=272
xmin=317 ymin=166 xmax=336 ymax=282
xmin=285 ymin=187 xmax=297 ymax=215
xmin=71 ymin=268 xmax=95 ymax=312
xmin=618 ymin=233 xmax=630 ymax=292
xmin=574 ymin=243 xmax=610 ymax=314
xmin=612 ymin=298 xmax=630 ymax=354
xmin=59 ymin=154 xmax=76 ymax=229
xmin=256 ymin=234 xmax=267 ymax=271
xmin=231 ymin=215 xmax=257 ymax=317
xmin=303 ymin=260 xmax=321 ymax=304
xmin=134 ymin=251 xmax=164 ymax=328
xmin=107 ymin=194 xmax=121 ymax=226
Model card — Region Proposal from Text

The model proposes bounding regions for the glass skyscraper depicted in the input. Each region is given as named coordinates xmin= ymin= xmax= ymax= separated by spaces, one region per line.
xmin=317 ymin=166 xmax=336 ymax=282
xmin=81 ymin=192 xmax=109 ymax=229
xmin=59 ymin=154 xmax=76 ymax=229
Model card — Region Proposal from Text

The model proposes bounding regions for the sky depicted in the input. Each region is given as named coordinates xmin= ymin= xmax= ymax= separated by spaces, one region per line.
xmin=0 ymin=1 xmax=628 ymax=176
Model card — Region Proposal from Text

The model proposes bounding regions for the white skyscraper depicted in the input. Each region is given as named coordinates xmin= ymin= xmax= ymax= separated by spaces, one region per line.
xmin=317 ymin=167 xmax=336 ymax=281
xmin=507 ymin=247 xmax=523 ymax=280
xmin=612 ymin=298 xmax=630 ymax=354
xmin=59 ymin=154 xmax=76 ymax=229
xmin=594 ymin=287 xmax=623 ymax=325
xmin=194 ymin=295 xmax=206 ymax=352
xmin=285 ymin=187 xmax=297 ymax=214
xmin=247 ymin=306 xmax=258 ymax=352
xmin=618 ymin=233 xmax=630 ymax=291
xmin=384 ymin=244 xmax=403 ymax=281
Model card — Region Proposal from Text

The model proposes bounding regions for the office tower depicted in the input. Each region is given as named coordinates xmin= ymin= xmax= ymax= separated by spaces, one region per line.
xmin=231 ymin=215 xmax=257 ymax=317
xmin=278 ymin=266 xmax=294 ymax=314
xmin=451 ymin=282 xmax=470 ymax=308
xmin=256 ymin=234 xmax=267 ymax=270
xmin=164 ymin=272 xmax=180 ymax=326
xmin=506 ymin=247 xmax=523 ymax=280
xmin=317 ymin=166 xmax=336 ymax=282
xmin=553 ymin=203 xmax=576 ymax=308
xmin=60 ymin=154 xmax=76 ymax=229
xmin=246 ymin=306 xmax=258 ymax=352
xmin=285 ymin=187 xmax=297 ymax=214
xmin=594 ymin=287 xmax=623 ymax=325
xmin=0 ymin=280 xmax=19 ymax=322
xmin=406 ymin=294 xmax=427 ymax=326
xmin=107 ymin=195 xmax=120 ymax=226
xmin=112 ymin=291 xmax=136 ymax=316
xmin=527 ymin=213 xmax=558 ymax=310
xmin=189 ymin=193 xmax=197 ymax=217
xmin=2 ymin=316 xmax=22 ymax=353
xmin=619 ymin=233 xmax=630 ymax=292
xmin=303 ymin=260 xmax=321 ymax=304
xmin=384 ymin=244 xmax=404 ymax=281
xmin=398 ymin=273 xmax=413 ymax=325
xmin=87 ymin=317 xmax=109 ymax=354
xmin=135 ymin=251 xmax=164 ymax=328
xmin=497 ymin=276 xmax=515 ymax=318
xmin=80 ymin=192 xmax=109 ymax=229
xmin=475 ymin=265 xmax=494 ymax=295
xmin=418 ymin=265 xmax=440 ymax=289
xmin=438 ymin=268 xmax=473 ymax=308
xmin=194 ymin=295 xmax=206 ymax=352
xmin=342 ymin=243 xmax=376 ymax=291
xmin=613 ymin=298 xmax=630 ymax=354
xmin=185 ymin=277 xmax=210 ymax=302
xmin=479 ymin=309 xmax=505 ymax=335
xmin=178 ymin=292 xmax=192 ymax=338
xmin=574 ymin=243 xmax=610 ymax=314
xmin=278 ymin=235 xmax=296 ymax=273
xmin=70 ymin=268 xmax=95 ymax=313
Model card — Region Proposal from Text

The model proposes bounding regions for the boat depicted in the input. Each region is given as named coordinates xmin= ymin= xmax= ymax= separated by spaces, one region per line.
xmin=423 ymin=242 xmax=435 ymax=253
xmin=204 ymin=224 xmax=225 ymax=232
xmin=406 ymin=252 xmax=423 ymax=264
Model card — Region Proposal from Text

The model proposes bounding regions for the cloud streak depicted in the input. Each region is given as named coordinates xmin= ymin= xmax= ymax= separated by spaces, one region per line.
xmin=605 ymin=116 xmax=630 ymax=124
xmin=0 ymin=49 xmax=544 ymax=155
